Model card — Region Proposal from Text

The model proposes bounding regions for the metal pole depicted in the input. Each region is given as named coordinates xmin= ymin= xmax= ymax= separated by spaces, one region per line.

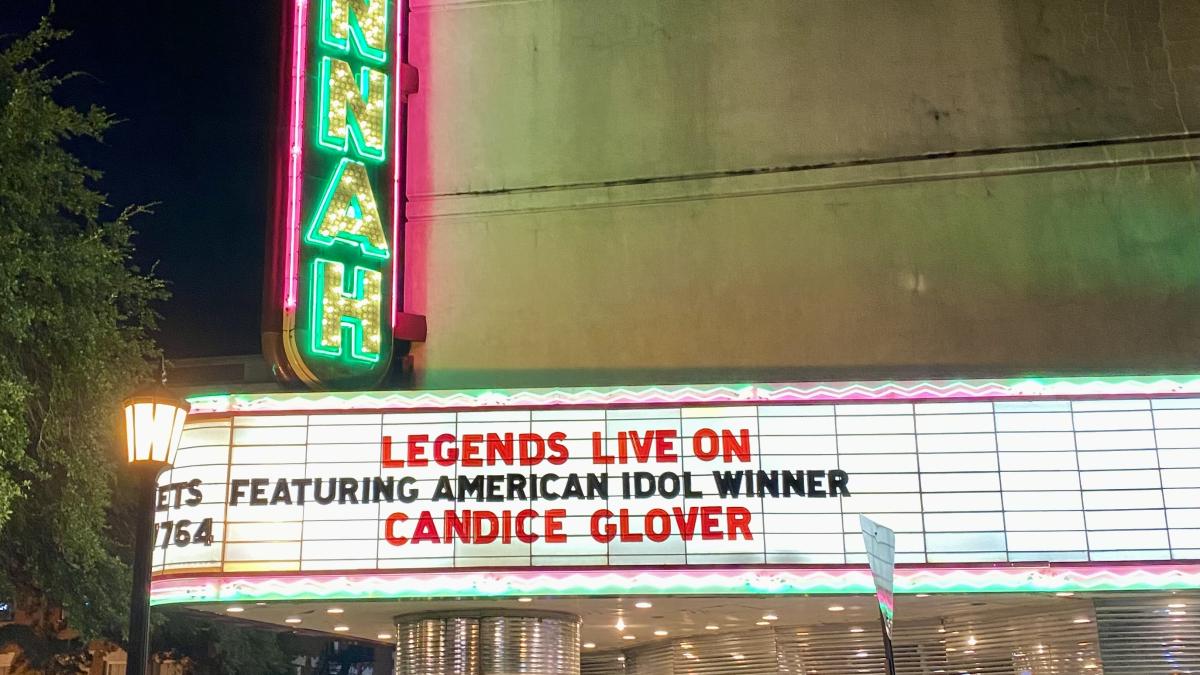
xmin=127 ymin=466 xmax=159 ymax=675
xmin=879 ymin=613 xmax=897 ymax=675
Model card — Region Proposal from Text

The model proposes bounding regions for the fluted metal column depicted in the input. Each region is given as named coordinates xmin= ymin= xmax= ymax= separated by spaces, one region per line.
xmin=394 ymin=610 xmax=581 ymax=675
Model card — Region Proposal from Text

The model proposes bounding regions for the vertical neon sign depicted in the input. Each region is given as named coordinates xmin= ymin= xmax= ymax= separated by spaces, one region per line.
xmin=264 ymin=0 xmax=419 ymax=389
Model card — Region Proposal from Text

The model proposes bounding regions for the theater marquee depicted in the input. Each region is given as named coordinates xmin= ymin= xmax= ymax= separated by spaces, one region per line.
xmin=151 ymin=375 xmax=1200 ymax=594
xmin=152 ymin=406 xmax=855 ymax=574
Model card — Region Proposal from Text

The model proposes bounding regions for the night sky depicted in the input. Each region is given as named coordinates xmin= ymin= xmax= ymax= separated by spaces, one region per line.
xmin=3 ymin=1 xmax=277 ymax=357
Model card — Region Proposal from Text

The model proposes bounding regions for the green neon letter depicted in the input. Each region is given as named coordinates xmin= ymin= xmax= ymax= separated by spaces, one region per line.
xmin=321 ymin=0 xmax=390 ymax=65
xmin=318 ymin=56 xmax=389 ymax=161
xmin=310 ymin=259 xmax=383 ymax=363
xmin=305 ymin=158 xmax=390 ymax=258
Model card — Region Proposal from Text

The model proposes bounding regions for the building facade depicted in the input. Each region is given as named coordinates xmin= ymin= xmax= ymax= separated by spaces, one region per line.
xmin=156 ymin=1 xmax=1200 ymax=673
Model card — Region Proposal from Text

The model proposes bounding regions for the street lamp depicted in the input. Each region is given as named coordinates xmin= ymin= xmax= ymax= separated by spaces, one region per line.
xmin=122 ymin=378 xmax=189 ymax=675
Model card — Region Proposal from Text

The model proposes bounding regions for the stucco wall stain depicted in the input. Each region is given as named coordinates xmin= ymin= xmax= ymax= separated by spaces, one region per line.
xmin=404 ymin=0 xmax=1200 ymax=388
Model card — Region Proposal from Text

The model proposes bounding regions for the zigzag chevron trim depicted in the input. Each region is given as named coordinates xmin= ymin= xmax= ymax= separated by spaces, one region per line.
xmin=150 ymin=563 xmax=1200 ymax=605
xmin=187 ymin=375 xmax=1200 ymax=415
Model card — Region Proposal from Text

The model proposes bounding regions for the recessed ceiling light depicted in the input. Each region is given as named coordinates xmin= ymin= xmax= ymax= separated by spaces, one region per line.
xmin=635 ymin=601 xmax=653 ymax=609
xmin=284 ymin=617 xmax=302 ymax=624
xmin=327 ymin=608 xmax=344 ymax=614
xmin=705 ymin=624 xmax=720 ymax=630
xmin=377 ymin=633 xmax=392 ymax=640
xmin=334 ymin=626 xmax=350 ymax=632
xmin=731 ymin=654 xmax=745 ymax=660
xmin=915 ymin=593 xmax=930 ymax=598
xmin=226 ymin=607 xmax=244 ymax=613
xmin=762 ymin=614 xmax=778 ymax=621
xmin=1169 ymin=603 xmax=1188 ymax=609
xmin=1056 ymin=592 xmax=1075 ymax=597
xmin=623 ymin=635 xmax=636 ymax=641
xmin=617 ymin=656 xmax=625 ymax=662
xmin=517 ymin=597 xmax=533 ymax=603
xmin=756 ymin=621 xmax=770 ymax=626
xmin=583 ymin=643 xmax=596 ymax=649
xmin=615 ymin=617 xmax=626 ymax=631
xmin=967 ymin=636 xmax=977 ymax=646
xmin=683 ymin=652 xmax=695 ymax=659
xmin=828 ymin=605 xmax=845 ymax=612
xmin=680 ymin=643 xmax=693 ymax=649
xmin=850 ymin=627 xmax=864 ymax=633
xmin=654 ymin=630 xmax=668 ymax=636
xmin=254 ymin=602 xmax=268 ymax=606
xmin=1073 ymin=618 xmax=1091 ymax=624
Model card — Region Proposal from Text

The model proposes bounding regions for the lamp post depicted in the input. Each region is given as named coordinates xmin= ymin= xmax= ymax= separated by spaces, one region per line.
xmin=122 ymin=379 xmax=189 ymax=675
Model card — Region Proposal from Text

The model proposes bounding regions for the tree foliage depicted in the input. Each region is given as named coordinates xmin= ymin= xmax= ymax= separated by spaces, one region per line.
xmin=0 ymin=16 xmax=165 ymax=640
xmin=0 ymin=17 xmax=333 ymax=674
xmin=153 ymin=612 xmax=301 ymax=675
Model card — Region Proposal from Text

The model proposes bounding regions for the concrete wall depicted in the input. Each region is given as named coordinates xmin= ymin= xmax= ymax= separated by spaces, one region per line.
xmin=402 ymin=0 xmax=1200 ymax=389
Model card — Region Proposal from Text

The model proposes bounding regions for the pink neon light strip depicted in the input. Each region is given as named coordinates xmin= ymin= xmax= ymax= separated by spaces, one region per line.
xmin=390 ymin=0 xmax=404 ymax=328
xmin=149 ymin=563 xmax=1200 ymax=605
xmin=186 ymin=374 xmax=1200 ymax=415
xmin=284 ymin=0 xmax=310 ymax=310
